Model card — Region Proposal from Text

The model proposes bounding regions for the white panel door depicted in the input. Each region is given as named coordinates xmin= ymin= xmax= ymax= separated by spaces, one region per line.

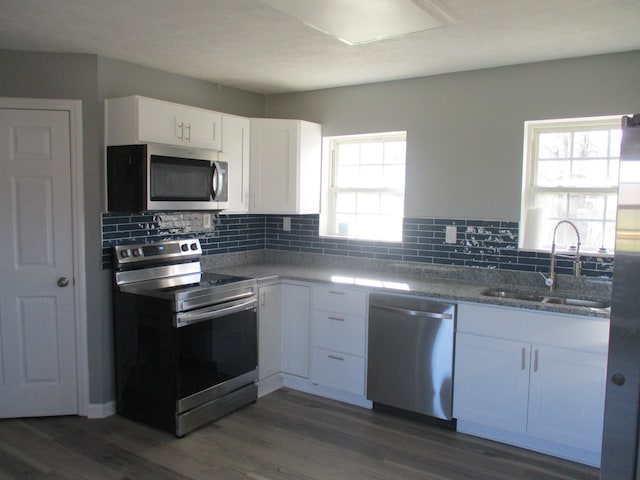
xmin=0 ymin=108 xmax=78 ymax=417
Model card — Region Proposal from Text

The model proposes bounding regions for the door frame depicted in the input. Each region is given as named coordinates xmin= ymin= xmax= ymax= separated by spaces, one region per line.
xmin=0 ymin=97 xmax=88 ymax=416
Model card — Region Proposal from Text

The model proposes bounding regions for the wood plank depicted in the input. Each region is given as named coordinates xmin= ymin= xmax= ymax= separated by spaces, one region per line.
xmin=0 ymin=389 xmax=599 ymax=480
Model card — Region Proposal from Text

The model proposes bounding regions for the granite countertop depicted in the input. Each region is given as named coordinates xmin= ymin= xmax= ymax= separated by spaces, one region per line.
xmin=203 ymin=251 xmax=611 ymax=320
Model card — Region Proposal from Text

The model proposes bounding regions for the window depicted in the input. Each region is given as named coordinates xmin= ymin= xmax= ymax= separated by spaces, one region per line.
xmin=520 ymin=116 xmax=622 ymax=253
xmin=320 ymin=132 xmax=406 ymax=242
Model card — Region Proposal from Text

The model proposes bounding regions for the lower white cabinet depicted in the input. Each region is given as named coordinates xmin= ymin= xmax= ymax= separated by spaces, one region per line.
xmin=310 ymin=349 xmax=365 ymax=395
xmin=280 ymin=283 xmax=310 ymax=378
xmin=453 ymin=303 xmax=609 ymax=466
xmin=257 ymin=284 xmax=281 ymax=381
xmin=310 ymin=285 xmax=368 ymax=397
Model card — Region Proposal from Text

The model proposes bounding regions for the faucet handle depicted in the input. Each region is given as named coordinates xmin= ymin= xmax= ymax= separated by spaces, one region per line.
xmin=539 ymin=272 xmax=555 ymax=289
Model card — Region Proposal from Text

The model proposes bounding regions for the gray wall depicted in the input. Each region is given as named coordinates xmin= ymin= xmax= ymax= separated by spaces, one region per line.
xmin=0 ymin=50 xmax=265 ymax=406
xmin=265 ymin=51 xmax=640 ymax=221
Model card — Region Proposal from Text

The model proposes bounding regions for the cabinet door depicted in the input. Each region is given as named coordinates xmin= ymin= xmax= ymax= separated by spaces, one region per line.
xmin=528 ymin=345 xmax=607 ymax=452
xmin=221 ymin=115 xmax=250 ymax=213
xmin=137 ymin=97 xmax=181 ymax=145
xmin=311 ymin=310 xmax=366 ymax=356
xmin=185 ymin=107 xmax=222 ymax=150
xmin=280 ymin=284 xmax=310 ymax=377
xmin=453 ymin=333 xmax=530 ymax=434
xmin=250 ymin=119 xmax=297 ymax=213
xmin=258 ymin=284 xmax=281 ymax=381
xmin=311 ymin=347 xmax=366 ymax=395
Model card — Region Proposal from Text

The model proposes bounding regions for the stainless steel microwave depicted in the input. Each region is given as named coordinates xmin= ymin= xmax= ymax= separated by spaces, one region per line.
xmin=107 ymin=143 xmax=228 ymax=212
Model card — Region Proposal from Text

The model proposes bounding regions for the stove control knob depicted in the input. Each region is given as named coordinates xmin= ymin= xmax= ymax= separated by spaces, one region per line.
xmin=190 ymin=243 xmax=199 ymax=251
xmin=132 ymin=248 xmax=142 ymax=257
xmin=181 ymin=243 xmax=189 ymax=252
xmin=120 ymin=249 xmax=131 ymax=259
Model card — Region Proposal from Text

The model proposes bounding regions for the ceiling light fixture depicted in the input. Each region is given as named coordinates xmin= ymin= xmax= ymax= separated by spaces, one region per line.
xmin=260 ymin=0 xmax=455 ymax=46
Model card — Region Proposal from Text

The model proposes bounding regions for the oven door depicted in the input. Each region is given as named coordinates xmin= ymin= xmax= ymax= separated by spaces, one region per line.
xmin=175 ymin=297 xmax=257 ymax=414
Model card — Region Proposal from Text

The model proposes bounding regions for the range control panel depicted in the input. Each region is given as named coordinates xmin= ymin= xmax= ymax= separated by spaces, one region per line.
xmin=114 ymin=239 xmax=202 ymax=266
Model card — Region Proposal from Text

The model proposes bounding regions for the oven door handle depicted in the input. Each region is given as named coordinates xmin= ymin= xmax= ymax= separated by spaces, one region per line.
xmin=175 ymin=296 xmax=257 ymax=328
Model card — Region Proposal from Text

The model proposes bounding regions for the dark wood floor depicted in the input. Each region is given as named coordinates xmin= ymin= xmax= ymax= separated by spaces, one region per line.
xmin=0 ymin=388 xmax=599 ymax=480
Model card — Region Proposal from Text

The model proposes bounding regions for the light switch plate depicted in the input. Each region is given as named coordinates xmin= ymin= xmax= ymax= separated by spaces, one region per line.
xmin=283 ymin=216 xmax=291 ymax=232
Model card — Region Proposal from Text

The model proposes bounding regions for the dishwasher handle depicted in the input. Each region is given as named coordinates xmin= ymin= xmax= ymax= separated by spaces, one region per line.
xmin=370 ymin=302 xmax=453 ymax=320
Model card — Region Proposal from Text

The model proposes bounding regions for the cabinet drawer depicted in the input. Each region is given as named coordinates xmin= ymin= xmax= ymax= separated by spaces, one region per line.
xmin=312 ymin=285 xmax=367 ymax=316
xmin=311 ymin=311 xmax=366 ymax=356
xmin=311 ymin=347 xmax=365 ymax=395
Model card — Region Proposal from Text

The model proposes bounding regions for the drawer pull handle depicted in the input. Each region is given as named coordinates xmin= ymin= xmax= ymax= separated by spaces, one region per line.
xmin=521 ymin=348 xmax=526 ymax=370
xmin=328 ymin=316 xmax=345 ymax=321
xmin=533 ymin=349 xmax=539 ymax=372
xmin=328 ymin=355 xmax=344 ymax=361
xmin=328 ymin=291 xmax=345 ymax=295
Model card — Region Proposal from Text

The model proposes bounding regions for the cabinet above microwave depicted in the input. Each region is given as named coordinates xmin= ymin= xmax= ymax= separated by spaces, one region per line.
xmin=106 ymin=96 xmax=223 ymax=151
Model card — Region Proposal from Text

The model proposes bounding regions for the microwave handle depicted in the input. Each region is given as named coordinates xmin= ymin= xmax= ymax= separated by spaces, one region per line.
xmin=211 ymin=162 xmax=220 ymax=200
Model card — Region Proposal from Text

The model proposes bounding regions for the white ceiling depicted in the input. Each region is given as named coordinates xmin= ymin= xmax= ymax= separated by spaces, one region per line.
xmin=1 ymin=0 xmax=639 ymax=95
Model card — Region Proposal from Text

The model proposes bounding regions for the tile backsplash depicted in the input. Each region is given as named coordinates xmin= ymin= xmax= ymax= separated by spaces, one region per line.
xmin=101 ymin=213 xmax=614 ymax=278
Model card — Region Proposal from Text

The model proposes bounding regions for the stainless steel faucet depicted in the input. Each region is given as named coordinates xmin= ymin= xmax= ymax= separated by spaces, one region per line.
xmin=540 ymin=220 xmax=582 ymax=292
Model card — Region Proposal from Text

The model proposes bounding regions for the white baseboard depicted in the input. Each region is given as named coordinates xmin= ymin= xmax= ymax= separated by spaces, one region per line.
xmin=85 ymin=400 xmax=116 ymax=419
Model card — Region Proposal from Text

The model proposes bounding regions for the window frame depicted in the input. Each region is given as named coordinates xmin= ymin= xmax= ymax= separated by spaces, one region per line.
xmin=520 ymin=115 xmax=622 ymax=254
xmin=320 ymin=131 xmax=407 ymax=242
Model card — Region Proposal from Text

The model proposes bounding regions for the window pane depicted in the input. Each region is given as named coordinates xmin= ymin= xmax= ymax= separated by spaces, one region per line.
xmin=380 ymin=192 xmax=404 ymax=215
xmin=384 ymin=164 xmax=406 ymax=189
xmin=359 ymin=165 xmax=385 ymax=188
xmin=569 ymin=193 xmax=605 ymax=220
xmin=336 ymin=165 xmax=359 ymax=188
xmin=610 ymin=129 xmax=622 ymax=157
xmin=535 ymin=192 xmax=568 ymax=218
xmin=385 ymin=141 xmax=406 ymax=164
xmin=337 ymin=143 xmax=359 ymax=165
xmin=335 ymin=192 xmax=356 ymax=213
xmin=606 ymin=193 xmax=618 ymax=220
xmin=573 ymin=130 xmax=609 ymax=158
xmin=538 ymin=132 xmax=571 ymax=159
xmin=536 ymin=160 xmax=570 ymax=186
xmin=361 ymin=142 xmax=383 ymax=164
xmin=357 ymin=192 xmax=380 ymax=214
xmin=571 ymin=159 xmax=609 ymax=186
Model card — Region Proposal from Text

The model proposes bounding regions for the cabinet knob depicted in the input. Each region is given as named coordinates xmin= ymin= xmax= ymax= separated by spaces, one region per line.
xmin=612 ymin=373 xmax=626 ymax=386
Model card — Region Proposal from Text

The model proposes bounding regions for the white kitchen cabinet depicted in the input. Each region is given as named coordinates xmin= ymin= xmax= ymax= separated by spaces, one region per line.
xmin=221 ymin=115 xmax=250 ymax=213
xmin=258 ymin=284 xmax=281 ymax=381
xmin=527 ymin=344 xmax=607 ymax=452
xmin=106 ymin=95 xmax=222 ymax=150
xmin=249 ymin=118 xmax=321 ymax=214
xmin=454 ymin=333 xmax=530 ymax=434
xmin=280 ymin=283 xmax=310 ymax=378
xmin=454 ymin=302 xmax=609 ymax=466
xmin=310 ymin=285 xmax=368 ymax=396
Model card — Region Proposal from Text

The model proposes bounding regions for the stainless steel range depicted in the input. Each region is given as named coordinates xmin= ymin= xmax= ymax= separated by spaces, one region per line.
xmin=112 ymin=238 xmax=258 ymax=437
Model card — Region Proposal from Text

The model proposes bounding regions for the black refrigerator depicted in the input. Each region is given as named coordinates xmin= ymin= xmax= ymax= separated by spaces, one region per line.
xmin=601 ymin=114 xmax=640 ymax=479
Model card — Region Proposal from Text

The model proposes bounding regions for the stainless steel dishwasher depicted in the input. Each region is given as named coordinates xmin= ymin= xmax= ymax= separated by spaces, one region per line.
xmin=367 ymin=293 xmax=456 ymax=424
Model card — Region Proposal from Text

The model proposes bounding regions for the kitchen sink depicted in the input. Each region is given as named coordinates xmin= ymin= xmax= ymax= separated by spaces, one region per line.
xmin=481 ymin=289 xmax=610 ymax=309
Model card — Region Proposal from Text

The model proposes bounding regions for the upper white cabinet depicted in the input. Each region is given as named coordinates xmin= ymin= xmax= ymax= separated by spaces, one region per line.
xmin=453 ymin=302 xmax=609 ymax=467
xmin=221 ymin=115 xmax=250 ymax=213
xmin=106 ymin=96 xmax=222 ymax=150
xmin=249 ymin=118 xmax=322 ymax=214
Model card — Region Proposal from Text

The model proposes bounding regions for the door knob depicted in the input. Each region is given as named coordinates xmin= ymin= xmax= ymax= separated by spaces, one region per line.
xmin=612 ymin=373 xmax=626 ymax=386
xmin=57 ymin=277 xmax=70 ymax=288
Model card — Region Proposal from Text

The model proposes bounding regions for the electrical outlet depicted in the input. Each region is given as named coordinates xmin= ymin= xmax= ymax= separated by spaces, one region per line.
xmin=445 ymin=225 xmax=457 ymax=244
xmin=203 ymin=214 xmax=212 ymax=229
xmin=282 ymin=217 xmax=291 ymax=232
